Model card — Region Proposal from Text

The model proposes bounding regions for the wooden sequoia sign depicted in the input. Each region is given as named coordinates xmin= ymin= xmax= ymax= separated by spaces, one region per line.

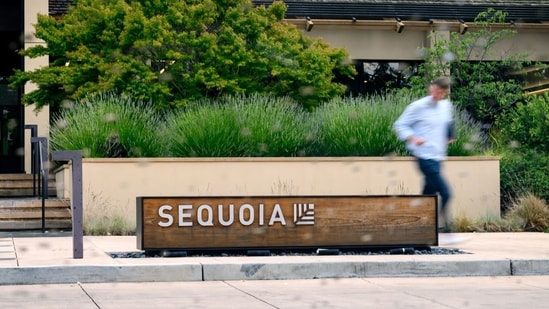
xmin=136 ymin=195 xmax=438 ymax=251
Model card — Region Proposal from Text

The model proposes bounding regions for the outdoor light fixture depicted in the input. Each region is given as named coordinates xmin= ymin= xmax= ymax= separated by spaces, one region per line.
xmin=305 ymin=16 xmax=314 ymax=32
xmin=395 ymin=17 xmax=405 ymax=33
xmin=459 ymin=19 xmax=468 ymax=34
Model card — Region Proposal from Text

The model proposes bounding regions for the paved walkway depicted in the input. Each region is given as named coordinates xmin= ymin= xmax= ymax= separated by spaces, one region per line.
xmin=1 ymin=232 xmax=549 ymax=285
xmin=2 ymin=276 xmax=549 ymax=308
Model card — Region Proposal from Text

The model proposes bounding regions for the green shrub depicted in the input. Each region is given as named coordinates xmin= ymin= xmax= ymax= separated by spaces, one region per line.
xmin=497 ymin=94 xmax=549 ymax=153
xmin=50 ymin=92 xmax=167 ymax=157
xmin=166 ymin=94 xmax=312 ymax=157
xmin=499 ymin=148 xmax=549 ymax=209
xmin=493 ymin=94 xmax=549 ymax=212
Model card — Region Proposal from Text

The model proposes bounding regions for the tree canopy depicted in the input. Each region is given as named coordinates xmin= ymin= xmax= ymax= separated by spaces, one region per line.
xmin=11 ymin=0 xmax=355 ymax=110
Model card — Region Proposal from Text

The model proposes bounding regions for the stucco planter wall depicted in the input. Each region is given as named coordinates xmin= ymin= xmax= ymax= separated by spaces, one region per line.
xmin=55 ymin=156 xmax=500 ymax=230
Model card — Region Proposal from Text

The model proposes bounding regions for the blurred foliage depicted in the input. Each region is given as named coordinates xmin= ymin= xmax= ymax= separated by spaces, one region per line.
xmin=499 ymin=148 xmax=549 ymax=210
xmin=496 ymin=94 xmax=549 ymax=153
xmin=493 ymin=94 xmax=549 ymax=211
xmin=9 ymin=0 xmax=355 ymax=111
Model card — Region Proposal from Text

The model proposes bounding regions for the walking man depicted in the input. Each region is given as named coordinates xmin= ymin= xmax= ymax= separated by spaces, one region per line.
xmin=393 ymin=76 xmax=455 ymax=231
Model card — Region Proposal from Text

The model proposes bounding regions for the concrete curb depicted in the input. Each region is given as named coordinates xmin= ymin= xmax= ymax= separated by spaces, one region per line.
xmin=0 ymin=264 xmax=203 ymax=285
xmin=202 ymin=259 xmax=513 ymax=281
xmin=4 ymin=258 xmax=549 ymax=285
xmin=511 ymin=259 xmax=549 ymax=275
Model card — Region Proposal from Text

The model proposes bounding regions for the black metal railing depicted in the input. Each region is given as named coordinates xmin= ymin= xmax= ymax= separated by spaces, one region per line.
xmin=24 ymin=125 xmax=39 ymax=196
xmin=32 ymin=136 xmax=49 ymax=233
xmin=25 ymin=124 xmax=49 ymax=232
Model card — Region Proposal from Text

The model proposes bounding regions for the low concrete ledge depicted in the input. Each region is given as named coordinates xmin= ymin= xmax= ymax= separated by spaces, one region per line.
xmin=0 ymin=258 xmax=534 ymax=285
xmin=0 ymin=264 xmax=203 ymax=285
xmin=399 ymin=259 xmax=512 ymax=277
xmin=512 ymin=259 xmax=549 ymax=275
xmin=201 ymin=259 xmax=511 ymax=281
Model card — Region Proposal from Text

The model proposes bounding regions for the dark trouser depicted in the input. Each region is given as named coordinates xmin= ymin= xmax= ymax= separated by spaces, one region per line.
xmin=417 ymin=158 xmax=451 ymax=220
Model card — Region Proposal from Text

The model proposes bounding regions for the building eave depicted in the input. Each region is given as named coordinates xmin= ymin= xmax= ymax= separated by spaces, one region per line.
xmin=255 ymin=1 xmax=549 ymax=23
xmin=285 ymin=18 xmax=549 ymax=32
xmin=49 ymin=1 xmax=549 ymax=24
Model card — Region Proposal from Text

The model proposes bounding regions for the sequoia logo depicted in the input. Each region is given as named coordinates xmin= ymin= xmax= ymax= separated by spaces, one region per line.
xmin=156 ymin=202 xmax=316 ymax=227
xmin=293 ymin=203 xmax=315 ymax=225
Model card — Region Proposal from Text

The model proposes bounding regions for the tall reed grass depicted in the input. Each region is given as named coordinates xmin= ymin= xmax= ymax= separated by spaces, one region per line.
xmin=166 ymin=94 xmax=312 ymax=157
xmin=50 ymin=92 xmax=167 ymax=157
xmin=309 ymin=93 xmax=410 ymax=156
xmin=51 ymin=91 xmax=486 ymax=158
xmin=448 ymin=109 xmax=487 ymax=156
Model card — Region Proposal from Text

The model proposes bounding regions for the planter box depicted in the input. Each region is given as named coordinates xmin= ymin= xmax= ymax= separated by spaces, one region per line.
xmin=55 ymin=156 xmax=500 ymax=230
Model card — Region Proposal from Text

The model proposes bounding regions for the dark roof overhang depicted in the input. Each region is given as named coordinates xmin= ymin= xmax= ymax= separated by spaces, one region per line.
xmin=49 ymin=1 xmax=549 ymax=24
xmin=254 ymin=1 xmax=549 ymax=23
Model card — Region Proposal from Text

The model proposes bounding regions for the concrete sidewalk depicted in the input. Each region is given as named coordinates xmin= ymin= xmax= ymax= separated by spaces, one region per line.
xmin=1 ymin=232 xmax=549 ymax=285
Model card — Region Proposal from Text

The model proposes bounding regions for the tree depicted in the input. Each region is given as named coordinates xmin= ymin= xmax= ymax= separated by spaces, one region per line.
xmin=411 ymin=9 xmax=537 ymax=126
xmin=10 ymin=0 xmax=355 ymax=111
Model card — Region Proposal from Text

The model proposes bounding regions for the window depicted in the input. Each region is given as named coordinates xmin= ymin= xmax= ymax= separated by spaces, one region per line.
xmin=336 ymin=60 xmax=421 ymax=96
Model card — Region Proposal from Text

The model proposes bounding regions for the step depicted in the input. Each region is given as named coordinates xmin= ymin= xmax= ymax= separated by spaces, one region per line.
xmin=0 ymin=198 xmax=70 ymax=208
xmin=0 ymin=209 xmax=71 ymax=220
xmin=0 ymin=198 xmax=72 ymax=231
xmin=0 ymin=174 xmax=56 ymax=197
xmin=0 ymin=220 xmax=72 ymax=230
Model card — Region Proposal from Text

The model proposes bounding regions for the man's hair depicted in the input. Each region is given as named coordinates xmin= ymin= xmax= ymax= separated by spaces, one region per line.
xmin=430 ymin=76 xmax=451 ymax=90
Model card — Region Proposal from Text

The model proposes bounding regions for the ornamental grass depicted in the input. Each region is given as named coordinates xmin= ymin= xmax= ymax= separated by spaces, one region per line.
xmin=50 ymin=92 xmax=167 ymax=158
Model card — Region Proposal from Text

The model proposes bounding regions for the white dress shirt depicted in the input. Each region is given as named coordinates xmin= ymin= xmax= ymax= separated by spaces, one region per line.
xmin=393 ymin=95 xmax=454 ymax=161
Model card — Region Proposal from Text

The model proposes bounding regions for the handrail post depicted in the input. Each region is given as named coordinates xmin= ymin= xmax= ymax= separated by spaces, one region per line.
xmin=52 ymin=150 xmax=83 ymax=259
xmin=24 ymin=125 xmax=38 ymax=195
xmin=31 ymin=137 xmax=49 ymax=233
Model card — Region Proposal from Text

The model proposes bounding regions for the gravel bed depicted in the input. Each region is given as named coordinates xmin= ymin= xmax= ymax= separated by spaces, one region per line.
xmin=109 ymin=247 xmax=468 ymax=258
